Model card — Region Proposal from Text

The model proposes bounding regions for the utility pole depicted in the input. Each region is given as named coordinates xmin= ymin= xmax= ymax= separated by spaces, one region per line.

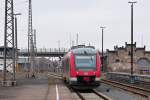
xmin=76 ymin=33 xmax=79 ymax=46
xmin=33 ymin=29 xmax=37 ymax=72
xmin=33 ymin=29 xmax=37 ymax=56
xmin=72 ymin=41 xmax=75 ymax=47
xmin=28 ymin=0 xmax=35 ymax=77
xmin=128 ymin=1 xmax=137 ymax=83
xmin=14 ymin=13 xmax=21 ymax=73
xmin=100 ymin=26 xmax=105 ymax=72
xmin=69 ymin=33 xmax=71 ymax=48
xmin=141 ymin=34 xmax=143 ymax=47
xmin=33 ymin=29 xmax=37 ymax=52
xmin=3 ymin=0 xmax=17 ymax=86
xmin=58 ymin=40 xmax=60 ymax=51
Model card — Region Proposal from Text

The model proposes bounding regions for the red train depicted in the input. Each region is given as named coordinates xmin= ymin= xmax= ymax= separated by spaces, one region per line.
xmin=63 ymin=45 xmax=101 ymax=89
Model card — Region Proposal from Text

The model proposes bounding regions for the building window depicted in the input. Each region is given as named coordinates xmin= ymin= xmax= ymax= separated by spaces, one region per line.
xmin=128 ymin=51 xmax=131 ymax=56
xmin=115 ymin=59 xmax=120 ymax=63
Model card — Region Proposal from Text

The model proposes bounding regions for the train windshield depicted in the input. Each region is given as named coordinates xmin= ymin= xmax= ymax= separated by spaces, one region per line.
xmin=75 ymin=55 xmax=96 ymax=71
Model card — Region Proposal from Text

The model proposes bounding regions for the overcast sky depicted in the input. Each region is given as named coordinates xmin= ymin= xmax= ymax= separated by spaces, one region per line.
xmin=0 ymin=0 xmax=150 ymax=50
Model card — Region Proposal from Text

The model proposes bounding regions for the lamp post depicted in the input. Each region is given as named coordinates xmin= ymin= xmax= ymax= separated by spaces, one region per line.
xmin=128 ymin=1 xmax=137 ymax=83
xmin=100 ymin=26 xmax=105 ymax=72
xmin=14 ymin=13 xmax=21 ymax=75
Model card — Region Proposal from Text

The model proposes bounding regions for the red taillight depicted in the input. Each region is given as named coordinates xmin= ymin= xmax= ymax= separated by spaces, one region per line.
xmin=70 ymin=52 xmax=76 ymax=77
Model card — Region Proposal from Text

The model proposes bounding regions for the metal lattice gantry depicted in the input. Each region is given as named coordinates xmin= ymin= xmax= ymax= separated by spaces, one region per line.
xmin=3 ymin=0 xmax=15 ymax=82
xmin=28 ymin=0 xmax=35 ymax=75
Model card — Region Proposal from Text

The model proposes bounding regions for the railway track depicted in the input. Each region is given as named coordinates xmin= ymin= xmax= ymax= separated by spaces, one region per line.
xmin=101 ymin=79 xmax=150 ymax=99
xmin=135 ymin=80 xmax=150 ymax=89
xmin=67 ymin=86 xmax=112 ymax=100
xmin=47 ymin=72 xmax=63 ymax=79
xmin=109 ymin=77 xmax=150 ymax=90
xmin=72 ymin=88 xmax=112 ymax=100
xmin=48 ymin=73 xmax=112 ymax=100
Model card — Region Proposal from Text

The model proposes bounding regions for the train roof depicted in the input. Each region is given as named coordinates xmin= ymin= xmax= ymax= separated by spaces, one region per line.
xmin=71 ymin=45 xmax=95 ymax=49
xmin=71 ymin=46 xmax=97 ymax=54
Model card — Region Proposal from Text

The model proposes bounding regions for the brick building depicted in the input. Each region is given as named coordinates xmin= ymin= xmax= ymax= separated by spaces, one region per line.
xmin=106 ymin=42 xmax=150 ymax=75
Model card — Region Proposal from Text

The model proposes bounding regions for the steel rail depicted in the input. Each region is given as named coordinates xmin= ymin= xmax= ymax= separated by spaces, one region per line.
xmin=47 ymin=73 xmax=63 ymax=79
xmin=72 ymin=89 xmax=112 ymax=100
xmin=101 ymin=79 xmax=149 ymax=98
xmin=92 ymin=89 xmax=112 ymax=100
xmin=103 ymin=79 xmax=150 ymax=93
xmin=74 ymin=90 xmax=86 ymax=100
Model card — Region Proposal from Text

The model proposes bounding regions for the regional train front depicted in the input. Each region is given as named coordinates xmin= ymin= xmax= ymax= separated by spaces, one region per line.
xmin=63 ymin=45 xmax=101 ymax=89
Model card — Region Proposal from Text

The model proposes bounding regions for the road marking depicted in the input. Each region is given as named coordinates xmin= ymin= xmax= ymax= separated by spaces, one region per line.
xmin=56 ymin=84 xmax=60 ymax=100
